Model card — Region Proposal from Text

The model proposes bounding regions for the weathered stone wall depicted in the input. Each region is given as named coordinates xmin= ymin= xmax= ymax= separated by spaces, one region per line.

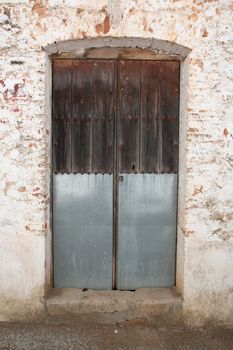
xmin=0 ymin=0 xmax=232 ymax=325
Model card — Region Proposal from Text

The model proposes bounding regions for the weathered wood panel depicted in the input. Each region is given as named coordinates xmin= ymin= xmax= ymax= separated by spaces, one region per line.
xmin=140 ymin=61 xmax=160 ymax=173
xmin=160 ymin=62 xmax=179 ymax=173
xmin=118 ymin=60 xmax=141 ymax=173
xmin=53 ymin=60 xmax=72 ymax=173
xmin=53 ymin=59 xmax=179 ymax=175
xmin=72 ymin=60 xmax=93 ymax=173
xmin=92 ymin=60 xmax=116 ymax=173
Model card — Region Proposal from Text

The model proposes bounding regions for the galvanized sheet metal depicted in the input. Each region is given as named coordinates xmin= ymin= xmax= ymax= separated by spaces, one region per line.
xmin=53 ymin=174 xmax=113 ymax=289
xmin=117 ymin=174 xmax=177 ymax=290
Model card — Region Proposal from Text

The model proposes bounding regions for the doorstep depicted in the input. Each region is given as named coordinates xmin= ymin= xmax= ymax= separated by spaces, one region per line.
xmin=46 ymin=288 xmax=182 ymax=322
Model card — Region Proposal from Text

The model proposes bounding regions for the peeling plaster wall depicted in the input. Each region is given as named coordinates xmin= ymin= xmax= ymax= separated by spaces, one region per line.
xmin=0 ymin=0 xmax=232 ymax=325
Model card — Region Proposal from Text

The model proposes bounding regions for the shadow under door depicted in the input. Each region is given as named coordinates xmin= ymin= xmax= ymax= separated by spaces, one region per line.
xmin=52 ymin=59 xmax=179 ymax=290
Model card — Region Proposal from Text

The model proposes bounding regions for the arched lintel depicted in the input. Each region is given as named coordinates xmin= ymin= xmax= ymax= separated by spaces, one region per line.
xmin=43 ymin=36 xmax=191 ymax=61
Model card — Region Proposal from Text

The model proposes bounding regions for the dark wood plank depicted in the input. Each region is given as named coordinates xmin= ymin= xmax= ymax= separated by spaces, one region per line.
xmin=160 ymin=62 xmax=179 ymax=172
xmin=118 ymin=60 xmax=141 ymax=173
xmin=52 ymin=60 xmax=72 ymax=173
xmin=140 ymin=61 xmax=161 ymax=173
xmin=161 ymin=119 xmax=176 ymax=172
xmin=92 ymin=60 xmax=116 ymax=173
xmin=160 ymin=61 xmax=179 ymax=119
xmin=72 ymin=60 xmax=93 ymax=173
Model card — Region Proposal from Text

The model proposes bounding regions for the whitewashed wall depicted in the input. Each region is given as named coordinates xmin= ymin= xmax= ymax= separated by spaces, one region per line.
xmin=0 ymin=0 xmax=232 ymax=325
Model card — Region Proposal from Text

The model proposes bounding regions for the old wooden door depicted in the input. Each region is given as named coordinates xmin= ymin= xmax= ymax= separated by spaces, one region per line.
xmin=52 ymin=59 xmax=179 ymax=290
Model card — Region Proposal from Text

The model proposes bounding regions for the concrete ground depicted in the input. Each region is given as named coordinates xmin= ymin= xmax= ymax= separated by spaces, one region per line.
xmin=0 ymin=315 xmax=233 ymax=350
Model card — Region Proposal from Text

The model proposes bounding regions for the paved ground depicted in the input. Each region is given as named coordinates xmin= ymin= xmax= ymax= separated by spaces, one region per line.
xmin=0 ymin=315 xmax=232 ymax=350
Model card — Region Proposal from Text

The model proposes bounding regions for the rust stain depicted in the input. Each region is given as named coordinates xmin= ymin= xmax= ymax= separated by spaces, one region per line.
xmin=25 ymin=225 xmax=30 ymax=231
xmin=143 ymin=17 xmax=153 ymax=33
xmin=96 ymin=14 xmax=110 ymax=34
xmin=192 ymin=59 xmax=204 ymax=69
xmin=223 ymin=128 xmax=229 ymax=137
xmin=188 ymin=127 xmax=199 ymax=133
xmin=77 ymin=8 xmax=84 ymax=14
xmin=32 ymin=2 xmax=47 ymax=18
xmin=188 ymin=13 xmax=199 ymax=21
xmin=188 ymin=6 xmax=202 ymax=21
xmin=129 ymin=7 xmax=136 ymax=14
xmin=96 ymin=23 xmax=103 ymax=34
xmin=28 ymin=142 xmax=35 ymax=148
xmin=13 ymin=84 xmax=20 ymax=97
xmin=103 ymin=15 xmax=110 ymax=34
xmin=202 ymin=28 xmax=208 ymax=37
xmin=3 ymin=89 xmax=8 ymax=100
xmin=3 ymin=6 xmax=11 ymax=18
xmin=2 ymin=81 xmax=26 ymax=101
xmin=192 ymin=185 xmax=203 ymax=196
xmin=19 ymin=186 xmax=26 ymax=192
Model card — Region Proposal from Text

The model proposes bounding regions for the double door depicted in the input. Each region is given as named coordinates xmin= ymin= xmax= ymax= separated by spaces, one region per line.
xmin=52 ymin=59 xmax=179 ymax=290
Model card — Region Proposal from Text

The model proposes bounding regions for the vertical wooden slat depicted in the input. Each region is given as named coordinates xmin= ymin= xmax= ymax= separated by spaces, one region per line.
xmin=140 ymin=61 xmax=161 ymax=173
xmin=118 ymin=60 xmax=141 ymax=173
xmin=160 ymin=62 xmax=179 ymax=173
xmin=53 ymin=60 xmax=72 ymax=173
xmin=92 ymin=60 xmax=116 ymax=173
xmin=72 ymin=60 xmax=93 ymax=173
xmin=172 ymin=118 xmax=179 ymax=173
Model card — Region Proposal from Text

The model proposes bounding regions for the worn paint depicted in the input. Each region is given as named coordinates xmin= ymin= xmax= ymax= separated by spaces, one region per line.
xmin=0 ymin=0 xmax=232 ymax=326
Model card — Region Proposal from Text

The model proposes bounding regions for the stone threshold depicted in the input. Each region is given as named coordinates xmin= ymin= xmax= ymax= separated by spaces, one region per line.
xmin=46 ymin=287 xmax=182 ymax=322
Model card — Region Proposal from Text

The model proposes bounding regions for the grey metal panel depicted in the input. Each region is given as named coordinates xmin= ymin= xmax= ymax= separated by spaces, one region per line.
xmin=53 ymin=174 xmax=113 ymax=289
xmin=117 ymin=174 xmax=177 ymax=290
